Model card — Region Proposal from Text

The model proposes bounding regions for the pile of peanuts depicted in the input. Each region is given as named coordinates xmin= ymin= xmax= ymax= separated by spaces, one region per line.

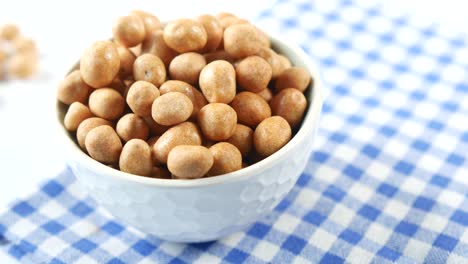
xmin=0 ymin=24 xmax=38 ymax=80
xmin=57 ymin=11 xmax=311 ymax=179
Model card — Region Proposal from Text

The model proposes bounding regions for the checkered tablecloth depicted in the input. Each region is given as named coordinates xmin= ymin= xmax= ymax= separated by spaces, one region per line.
xmin=1 ymin=0 xmax=468 ymax=263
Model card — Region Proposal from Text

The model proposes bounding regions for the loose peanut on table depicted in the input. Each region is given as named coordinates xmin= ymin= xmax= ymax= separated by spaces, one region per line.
xmin=8 ymin=54 xmax=37 ymax=79
xmin=13 ymin=37 xmax=37 ymax=55
xmin=0 ymin=24 xmax=19 ymax=40
xmin=0 ymin=23 xmax=38 ymax=80
xmin=58 ymin=11 xmax=312 ymax=179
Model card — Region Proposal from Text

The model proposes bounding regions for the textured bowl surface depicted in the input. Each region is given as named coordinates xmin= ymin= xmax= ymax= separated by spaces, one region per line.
xmin=57 ymin=34 xmax=323 ymax=243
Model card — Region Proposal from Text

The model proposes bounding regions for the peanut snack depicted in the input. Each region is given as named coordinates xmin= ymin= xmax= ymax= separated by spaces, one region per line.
xmin=58 ymin=11 xmax=312 ymax=179
xmin=0 ymin=23 xmax=38 ymax=80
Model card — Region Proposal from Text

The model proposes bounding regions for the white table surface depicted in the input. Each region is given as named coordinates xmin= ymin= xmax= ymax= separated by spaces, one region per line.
xmin=0 ymin=0 xmax=466 ymax=262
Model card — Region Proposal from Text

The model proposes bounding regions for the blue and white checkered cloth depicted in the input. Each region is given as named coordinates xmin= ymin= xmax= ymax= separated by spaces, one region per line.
xmin=2 ymin=0 xmax=468 ymax=263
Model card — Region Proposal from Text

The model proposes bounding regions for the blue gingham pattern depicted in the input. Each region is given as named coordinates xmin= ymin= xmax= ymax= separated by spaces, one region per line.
xmin=2 ymin=0 xmax=468 ymax=263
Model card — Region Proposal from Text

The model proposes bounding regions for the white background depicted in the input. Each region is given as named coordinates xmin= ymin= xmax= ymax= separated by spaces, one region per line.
xmin=0 ymin=0 xmax=467 ymax=262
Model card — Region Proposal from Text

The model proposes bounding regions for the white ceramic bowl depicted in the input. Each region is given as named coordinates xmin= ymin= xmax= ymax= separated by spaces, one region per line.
xmin=56 ymin=35 xmax=323 ymax=243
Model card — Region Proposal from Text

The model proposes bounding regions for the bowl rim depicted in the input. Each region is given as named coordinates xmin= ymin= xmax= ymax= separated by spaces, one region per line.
xmin=57 ymin=33 xmax=324 ymax=188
